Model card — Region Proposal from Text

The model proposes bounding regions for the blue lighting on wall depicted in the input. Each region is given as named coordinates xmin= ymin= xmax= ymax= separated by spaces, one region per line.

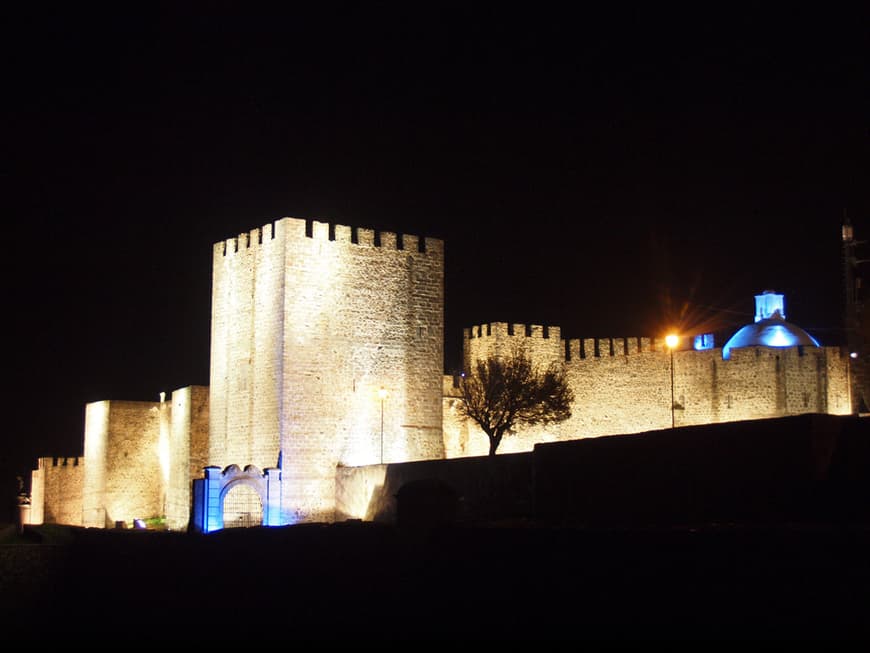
xmin=693 ymin=334 xmax=715 ymax=350
xmin=191 ymin=465 xmax=287 ymax=533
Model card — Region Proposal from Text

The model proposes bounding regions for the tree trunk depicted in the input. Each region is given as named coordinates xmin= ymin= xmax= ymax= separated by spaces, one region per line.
xmin=488 ymin=430 xmax=502 ymax=456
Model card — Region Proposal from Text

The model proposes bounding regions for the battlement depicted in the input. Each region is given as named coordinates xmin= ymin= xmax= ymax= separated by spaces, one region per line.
xmin=564 ymin=336 xmax=659 ymax=360
xmin=464 ymin=322 xmax=670 ymax=359
xmin=562 ymin=339 xmax=847 ymax=362
xmin=215 ymin=216 xmax=444 ymax=258
xmin=462 ymin=323 xmax=684 ymax=364
xmin=464 ymin=322 xmax=561 ymax=342
xmin=39 ymin=456 xmax=84 ymax=469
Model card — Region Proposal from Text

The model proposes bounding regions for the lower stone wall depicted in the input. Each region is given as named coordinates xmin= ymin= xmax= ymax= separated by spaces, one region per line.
xmin=31 ymin=457 xmax=84 ymax=526
xmin=341 ymin=413 xmax=870 ymax=527
xmin=533 ymin=412 xmax=870 ymax=525
xmin=335 ymin=452 xmax=534 ymax=524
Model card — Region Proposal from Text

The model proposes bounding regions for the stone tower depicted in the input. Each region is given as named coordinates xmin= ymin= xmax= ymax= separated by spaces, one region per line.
xmin=209 ymin=217 xmax=445 ymax=522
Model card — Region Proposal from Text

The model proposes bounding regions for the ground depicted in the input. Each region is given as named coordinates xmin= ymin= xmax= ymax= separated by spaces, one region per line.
xmin=2 ymin=520 xmax=868 ymax=640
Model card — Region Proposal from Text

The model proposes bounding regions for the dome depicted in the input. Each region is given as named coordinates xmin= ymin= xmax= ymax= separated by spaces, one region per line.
xmin=721 ymin=291 xmax=821 ymax=360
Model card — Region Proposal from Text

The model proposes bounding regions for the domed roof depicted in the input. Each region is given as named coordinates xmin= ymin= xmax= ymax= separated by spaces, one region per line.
xmin=722 ymin=291 xmax=820 ymax=360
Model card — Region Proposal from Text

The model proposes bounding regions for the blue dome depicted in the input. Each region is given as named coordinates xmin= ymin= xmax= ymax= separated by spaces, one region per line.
xmin=722 ymin=317 xmax=820 ymax=359
xmin=721 ymin=290 xmax=820 ymax=359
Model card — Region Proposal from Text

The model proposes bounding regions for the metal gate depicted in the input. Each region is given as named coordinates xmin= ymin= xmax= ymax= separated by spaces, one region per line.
xmin=222 ymin=483 xmax=263 ymax=528
xmin=192 ymin=464 xmax=282 ymax=532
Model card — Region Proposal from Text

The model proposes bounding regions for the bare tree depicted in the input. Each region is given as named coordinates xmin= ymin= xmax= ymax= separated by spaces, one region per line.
xmin=457 ymin=347 xmax=574 ymax=455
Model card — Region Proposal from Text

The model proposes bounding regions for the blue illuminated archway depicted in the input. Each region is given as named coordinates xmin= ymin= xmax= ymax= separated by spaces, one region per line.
xmin=192 ymin=464 xmax=282 ymax=533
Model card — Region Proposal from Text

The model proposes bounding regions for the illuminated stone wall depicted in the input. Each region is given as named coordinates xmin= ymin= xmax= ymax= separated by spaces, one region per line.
xmin=209 ymin=221 xmax=285 ymax=476
xmin=561 ymin=336 xmax=670 ymax=439
xmin=210 ymin=217 xmax=444 ymax=523
xmin=82 ymin=400 xmax=162 ymax=528
xmin=29 ymin=219 xmax=853 ymax=529
xmin=824 ymin=349 xmax=853 ymax=415
xmin=463 ymin=322 xmax=563 ymax=370
xmin=443 ymin=323 xmax=852 ymax=458
xmin=166 ymin=385 xmax=210 ymax=531
xmin=334 ymin=463 xmax=388 ymax=522
xmin=673 ymin=345 xmax=852 ymax=424
xmin=442 ymin=375 xmax=475 ymax=456
xmin=28 ymin=457 xmax=84 ymax=526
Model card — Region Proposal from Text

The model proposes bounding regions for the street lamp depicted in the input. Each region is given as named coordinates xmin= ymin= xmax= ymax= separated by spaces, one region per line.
xmin=665 ymin=334 xmax=679 ymax=428
xmin=849 ymin=351 xmax=858 ymax=415
xmin=378 ymin=387 xmax=388 ymax=463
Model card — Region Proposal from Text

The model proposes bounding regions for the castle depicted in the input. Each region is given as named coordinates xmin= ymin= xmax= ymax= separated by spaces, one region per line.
xmin=25 ymin=216 xmax=854 ymax=531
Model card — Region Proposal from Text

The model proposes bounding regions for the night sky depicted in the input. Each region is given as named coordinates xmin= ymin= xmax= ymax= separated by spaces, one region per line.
xmin=2 ymin=5 xmax=867 ymax=517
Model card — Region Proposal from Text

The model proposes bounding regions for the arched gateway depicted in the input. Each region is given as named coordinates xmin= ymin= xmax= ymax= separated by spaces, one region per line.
xmin=191 ymin=464 xmax=282 ymax=533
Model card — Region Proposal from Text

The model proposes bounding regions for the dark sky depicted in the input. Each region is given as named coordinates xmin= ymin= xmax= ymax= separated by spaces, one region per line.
xmin=2 ymin=4 xmax=867 ymax=514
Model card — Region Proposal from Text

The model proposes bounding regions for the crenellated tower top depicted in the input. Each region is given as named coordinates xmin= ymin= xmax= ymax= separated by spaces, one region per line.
xmin=214 ymin=216 xmax=443 ymax=259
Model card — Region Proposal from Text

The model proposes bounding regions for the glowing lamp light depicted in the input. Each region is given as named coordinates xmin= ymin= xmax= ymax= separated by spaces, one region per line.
xmin=665 ymin=334 xmax=679 ymax=350
xmin=851 ymin=352 xmax=859 ymax=359
xmin=133 ymin=518 xmax=146 ymax=529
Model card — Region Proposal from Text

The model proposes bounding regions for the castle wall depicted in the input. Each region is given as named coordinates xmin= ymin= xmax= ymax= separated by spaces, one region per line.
xmin=166 ymin=385 xmax=210 ymax=531
xmin=28 ymin=464 xmax=43 ymax=525
xmin=336 ymin=453 xmax=534 ymax=524
xmin=444 ymin=326 xmax=853 ymax=458
xmin=693 ymin=346 xmax=850 ymax=424
xmin=463 ymin=322 xmax=562 ymax=371
xmin=444 ymin=329 xmax=670 ymax=457
xmin=82 ymin=400 xmax=162 ymax=528
xmin=533 ymin=412 xmax=870 ymax=525
xmin=28 ymin=457 xmax=84 ymax=526
xmin=561 ymin=336 xmax=668 ymax=439
xmin=444 ymin=323 xmax=567 ymax=456
xmin=825 ymin=348 xmax=852 ymax=415
xmin=210 ymin=221 xmax=285 ymax=473
xmin=158 ymin=396 xmax=170 ymax=519
xmin=714 ymin=347 xmax=781 ymax=421
xmin=442 ymin=374 xmax=477 ymax=457
xmin=281 ymin=220 xmax=444 ymax=522
xmin=32 ymin=214 xmax=855 ymax=530
xmin=82 ymin=401 xmax=109 ymax=527
xmin=342 ymin=413 xmax=870 ymax=528
xmin=211 ymin=217 xmax=444 ymax=523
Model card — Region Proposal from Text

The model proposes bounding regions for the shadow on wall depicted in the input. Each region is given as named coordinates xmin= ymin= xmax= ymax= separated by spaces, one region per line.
xmin=338 ymin=413 xmax=870 ymax=528
xmin=534 ymin=412 xmax=870 ymax=526
xmin=336 ymin=453 xmax=534 ymax=526
xmin=395 ymin=478 xmax=458 ymax=528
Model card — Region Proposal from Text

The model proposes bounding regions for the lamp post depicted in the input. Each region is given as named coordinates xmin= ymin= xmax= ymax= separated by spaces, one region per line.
xmin=378 ymin=387 xmax=388 ymax=463
xmin=849 ymin=351 xmax=858 ymax=414
xmin=665 ymin=334 xmax=679 ymax=429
